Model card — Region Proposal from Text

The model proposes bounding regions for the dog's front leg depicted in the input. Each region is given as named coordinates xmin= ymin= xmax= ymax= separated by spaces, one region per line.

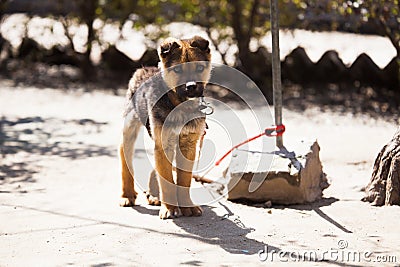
xmin=154 ymin=126 xmax=179 ymax=219
xmin=176 ymin=133 xmax=203 ymax=217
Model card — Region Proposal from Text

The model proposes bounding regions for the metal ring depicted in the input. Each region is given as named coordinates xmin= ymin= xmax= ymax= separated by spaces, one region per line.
xmin=204 ymin=105 xmax=214 ymax=115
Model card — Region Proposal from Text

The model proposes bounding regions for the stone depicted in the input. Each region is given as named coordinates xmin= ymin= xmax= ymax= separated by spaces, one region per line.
xmin=227 ymin=139 xmax=329 ymax=204
xmin=264 ymin=200 xmax=272 ymax=208
xmin=363 ymin=127 xmax=400 ymax=206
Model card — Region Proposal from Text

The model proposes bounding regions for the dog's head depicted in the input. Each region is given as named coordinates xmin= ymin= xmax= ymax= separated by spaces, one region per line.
xmin=158 ymin=36 xmax=211 ymax=99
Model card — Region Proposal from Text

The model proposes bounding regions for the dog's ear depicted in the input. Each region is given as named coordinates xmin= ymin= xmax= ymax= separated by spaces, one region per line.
xmin=159 ymin=38 xmax=181 ymax=58
xmin=190 ymin=36 xmax=210 ymax=53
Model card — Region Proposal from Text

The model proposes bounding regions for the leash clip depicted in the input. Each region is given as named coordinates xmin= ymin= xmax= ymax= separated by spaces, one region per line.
xmin=199 ymin=97 xmax=214 ymax=115
xmin=265 ymin=124 xmax=285 ymax=137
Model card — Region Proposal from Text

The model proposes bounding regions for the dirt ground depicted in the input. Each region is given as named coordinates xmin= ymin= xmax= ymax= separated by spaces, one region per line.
xmin=1 ymin=79 xmax=400 ymax=266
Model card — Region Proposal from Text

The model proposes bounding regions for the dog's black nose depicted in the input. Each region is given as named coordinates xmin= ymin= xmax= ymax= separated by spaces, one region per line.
xmin=185 ymin=81 xmax=197 ymax=91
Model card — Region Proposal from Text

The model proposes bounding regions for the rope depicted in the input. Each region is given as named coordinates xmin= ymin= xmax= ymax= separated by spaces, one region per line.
xmin=215 ymin=124 xmax=285 ymax=166
xmin=194 ymin=124 xmax=286 ymax=185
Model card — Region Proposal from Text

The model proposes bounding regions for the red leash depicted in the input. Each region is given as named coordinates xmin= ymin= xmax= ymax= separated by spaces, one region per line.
xmin=215 ymin=124 xmax=285 ymax=166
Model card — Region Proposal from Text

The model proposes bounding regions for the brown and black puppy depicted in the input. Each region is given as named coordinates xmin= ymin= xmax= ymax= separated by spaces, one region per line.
xmin=119 ymin=36 xmax=212 ymax=219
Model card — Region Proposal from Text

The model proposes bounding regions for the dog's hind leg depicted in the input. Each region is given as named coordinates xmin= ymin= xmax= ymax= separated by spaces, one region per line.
xmin=146 ymin=169 xmax=161 ymax=206
xmin=119 ymin=115 xmax=141 ymax=207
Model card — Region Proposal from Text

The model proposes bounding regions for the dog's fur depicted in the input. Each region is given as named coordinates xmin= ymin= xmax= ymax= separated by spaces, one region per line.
xmin=119 ymin=36 xmax=212 ymax=219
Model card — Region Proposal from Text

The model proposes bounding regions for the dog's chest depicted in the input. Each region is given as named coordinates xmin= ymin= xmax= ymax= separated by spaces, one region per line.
xmin=161 ymin=110 xmax=206 ymax=135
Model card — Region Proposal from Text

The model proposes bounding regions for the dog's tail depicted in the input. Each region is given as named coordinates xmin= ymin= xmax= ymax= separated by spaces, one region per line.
xmin=126 ymin=67 xmax=160 ymax=100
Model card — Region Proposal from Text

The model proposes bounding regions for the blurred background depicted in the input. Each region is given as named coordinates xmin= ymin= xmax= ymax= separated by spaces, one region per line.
xmin=0 ymin=0 xmax=399 ymax=117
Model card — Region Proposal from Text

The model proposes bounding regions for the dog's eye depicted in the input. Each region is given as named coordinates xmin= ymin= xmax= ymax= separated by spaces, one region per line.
xmin=173 ymin=66 xmax=183 ymax=73
xmin=196 ymin=65 xmax=205 ymax=72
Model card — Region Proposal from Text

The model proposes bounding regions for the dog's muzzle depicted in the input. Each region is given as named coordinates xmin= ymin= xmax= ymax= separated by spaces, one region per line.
xmin=184 ymin=81 xmax=204 ymax=98
xmin=186 ymin=81 xmax=197 ymax=91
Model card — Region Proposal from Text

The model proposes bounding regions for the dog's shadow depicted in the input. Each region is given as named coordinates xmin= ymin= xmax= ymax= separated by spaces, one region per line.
xmin=133 ymin=204 xmax=273 ymax=255
xmin=174 ymin=206 xmax=269 ymax=255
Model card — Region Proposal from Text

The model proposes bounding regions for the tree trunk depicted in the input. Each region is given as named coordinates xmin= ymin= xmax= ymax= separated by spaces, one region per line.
xmin=229 ymin=0 xmax=273 ymax=101
xmin=230 ymin=0 xmax=254 ymax=72
xmin=376 ymin=17 xmax=400 ymax=87
xmin=79 ymin=0 xmax=97 ymax=80
xmin=363 ymin=127 xmax=400 ymax=206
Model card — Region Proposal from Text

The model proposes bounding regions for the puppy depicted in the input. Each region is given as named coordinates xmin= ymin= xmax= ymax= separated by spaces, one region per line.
xmin=119 ymin=36 xmax=212 ymax=219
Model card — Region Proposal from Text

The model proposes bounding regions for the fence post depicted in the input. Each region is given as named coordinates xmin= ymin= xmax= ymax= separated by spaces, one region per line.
xmin=270 ymin=0 xmax=283 ymax=148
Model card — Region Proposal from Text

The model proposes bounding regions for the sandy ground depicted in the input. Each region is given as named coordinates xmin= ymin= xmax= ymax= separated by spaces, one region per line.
xmin=1 ymin=80 xmax=400 ymax=266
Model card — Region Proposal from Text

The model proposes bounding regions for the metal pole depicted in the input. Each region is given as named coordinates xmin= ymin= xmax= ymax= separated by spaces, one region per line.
xmin=270 ymin=0 xmax=283 ymax=148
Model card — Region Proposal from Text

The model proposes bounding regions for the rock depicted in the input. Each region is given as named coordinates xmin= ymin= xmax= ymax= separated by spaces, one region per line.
xmin=234 ymin=47 xmax=273 ymax=102
xmin=349 ymin=53 xmax=384 ymax=85
xmin=101 ymin=45 xmax=136 ymax=72
xmin=363 ymin=127 xmax=400 ymax=206
xmin=17 ymin=38 xmax=43 ymax=61
xmin=138 ymin=48 xmax=159 ymax=67
xmin=282 ymin=47 xmax=315 ymax=84
xmin=227 ymin=139 xmax=329 ymax=204
xmin=264 ymin=200 xmax=272 ymax=208
xmin=314 ymin=50 xmax=347 ymax=83
xmin=382 ymin=57 xmax=399 ymax=90
xmin=42 ymin=45 xmax=81 ymax=66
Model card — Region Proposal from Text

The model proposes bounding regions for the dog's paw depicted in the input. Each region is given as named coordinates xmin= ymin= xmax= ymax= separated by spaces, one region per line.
xmin=145 ymin=191 xmax=161 ymax=206
xmin=159 ymin=204 xmax=180 ymax=219
xmin=119 ymin=197 xmax=136 ymax=207
xmin=180 ymin=206 xmax=203 ymax=217
xmin=148 ymin=195 xmax=161 ymax=206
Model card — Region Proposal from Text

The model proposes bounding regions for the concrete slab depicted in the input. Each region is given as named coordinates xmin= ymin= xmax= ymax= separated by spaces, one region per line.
xmin=228 ymin=140 xmax=329 ymax=204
